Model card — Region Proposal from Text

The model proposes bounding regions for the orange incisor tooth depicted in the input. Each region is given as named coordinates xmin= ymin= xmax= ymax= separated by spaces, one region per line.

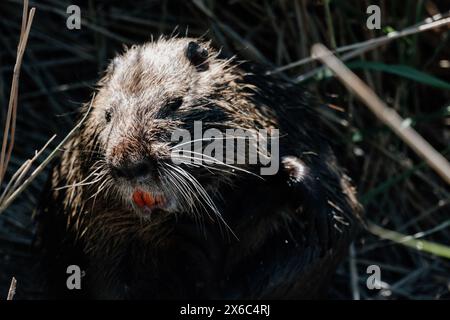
xmin=132 ymin=190 xmax=145 ymax=208
xmin=142 ymin=192 xmax=155 ymax=207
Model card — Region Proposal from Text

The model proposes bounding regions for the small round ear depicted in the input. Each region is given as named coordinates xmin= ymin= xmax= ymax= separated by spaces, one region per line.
xmin=185 ymin=41 xmax=209 ymax=71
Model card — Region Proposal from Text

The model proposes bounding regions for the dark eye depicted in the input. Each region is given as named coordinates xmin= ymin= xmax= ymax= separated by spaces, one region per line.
xmin=105 ymin=109 xmax=112 ymax=122
xmin=166 ymin=98 xmax=183 ymax=112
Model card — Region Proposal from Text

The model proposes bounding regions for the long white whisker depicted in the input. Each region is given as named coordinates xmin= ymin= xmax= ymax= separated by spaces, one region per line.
xmin=175 ymin=149 xmax=263 ymax=180
xmin=166 ymin=163 xmax=238 ymax=240
xmin=169 ymin=135 xmax=257 ymax=151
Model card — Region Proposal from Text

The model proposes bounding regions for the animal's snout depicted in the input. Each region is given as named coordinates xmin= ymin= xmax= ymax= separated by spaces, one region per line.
xmin=109 ymin=138 xmax=156 ymax=180
xmin=111 ymin=158 xmax=154 ymax=180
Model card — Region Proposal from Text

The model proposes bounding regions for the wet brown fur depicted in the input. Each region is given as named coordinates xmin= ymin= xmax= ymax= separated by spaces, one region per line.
xmin=38 ymin=36 xmax=362 ymax=299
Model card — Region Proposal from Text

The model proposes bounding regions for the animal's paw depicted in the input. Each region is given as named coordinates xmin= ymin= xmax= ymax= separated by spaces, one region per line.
xmin=280 ymin=155 xmax=331 ymax=248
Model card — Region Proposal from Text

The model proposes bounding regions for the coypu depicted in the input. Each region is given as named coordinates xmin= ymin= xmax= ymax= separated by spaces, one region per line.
xmin=37 ymin=37 xmax=362 ymax=299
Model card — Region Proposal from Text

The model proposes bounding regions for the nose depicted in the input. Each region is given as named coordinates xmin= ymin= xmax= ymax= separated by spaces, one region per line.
xmin=111 ymin=159 xmax=153 ymax=180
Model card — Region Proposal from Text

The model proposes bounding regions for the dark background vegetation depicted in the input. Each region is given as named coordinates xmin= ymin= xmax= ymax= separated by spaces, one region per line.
xmin=0 ymin=0 xmax=449 ymax=299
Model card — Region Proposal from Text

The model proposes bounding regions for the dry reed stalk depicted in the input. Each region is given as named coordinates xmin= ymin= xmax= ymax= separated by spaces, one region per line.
xmin=0 ymin=0 xmax=93 ymax=215
xmin=311 ymin=43 xmax=450 ymax=185
xmin=6 ymin=277 xmax=17 ymax=300
xmin=0 ymin=0 xmax=34 ymax=184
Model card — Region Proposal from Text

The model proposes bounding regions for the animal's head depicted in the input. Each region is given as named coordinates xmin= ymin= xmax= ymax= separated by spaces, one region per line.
xmin=84 ymin=37 xmax=268 ymax=221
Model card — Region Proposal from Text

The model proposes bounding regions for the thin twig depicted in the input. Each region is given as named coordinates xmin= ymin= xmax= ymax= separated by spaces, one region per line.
xmin=349 ymin=243 xmax=360 ymax=300
xmin=311 ymin=44 xmax=450 ymax=185
xmin=368 ymin=223 xmax=450 ymax=259
xmin=0 ymin=135 xmax=56 ymax=204
xmin=268 ymin=11 xmax=450 ymax=76
xmin=7 ymin=277 xmax=17 ymax=300
xmin=0 ymin=1 xmax=35 ymax=183
xmin=0 ymin=97 xmax=94 ymax=215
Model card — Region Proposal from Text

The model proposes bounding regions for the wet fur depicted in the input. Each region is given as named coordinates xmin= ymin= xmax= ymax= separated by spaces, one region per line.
xmin=37 ymin=37 xmax=362 ymax=299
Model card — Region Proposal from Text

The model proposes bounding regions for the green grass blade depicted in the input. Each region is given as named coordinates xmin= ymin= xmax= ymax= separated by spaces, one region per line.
xmin=368 ymin=223 xmax=450 ymax=259
xmin=347 ymin=61 xmax=450 ymax=90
